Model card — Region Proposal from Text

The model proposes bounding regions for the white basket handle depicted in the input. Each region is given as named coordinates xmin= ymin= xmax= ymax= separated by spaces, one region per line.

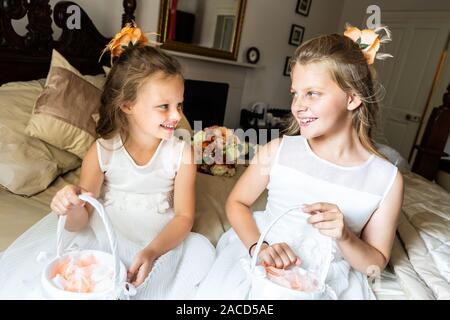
xmin=249 ymin=206 xmax=337 ymax=299
xmin=250 ymin=206 xmax=301 ymax=270
xmin=56 ymin=194 xmax=122 ymax=292
xmin=250 ymin=206 xmax=333 ymax=276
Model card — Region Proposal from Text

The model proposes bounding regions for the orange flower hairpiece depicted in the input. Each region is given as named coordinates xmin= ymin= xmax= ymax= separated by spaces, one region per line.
xmin=100 ymin=22 xmax=160 ymax=65
xmin=344 ymin=23 xmax=393 ymax=65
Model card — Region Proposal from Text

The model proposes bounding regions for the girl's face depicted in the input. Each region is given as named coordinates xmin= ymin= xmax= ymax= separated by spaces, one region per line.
xmin=124 ymin=72 xmax=184 ymax=140
xmin=290 ymin=62 xmax=359 ymax=139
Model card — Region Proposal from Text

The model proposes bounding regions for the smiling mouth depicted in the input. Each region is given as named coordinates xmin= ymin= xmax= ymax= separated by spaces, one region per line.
xmin=160 ymin=123 xmax=177 ymax=130
xmin=299 ymin=117 xmax=318 ymax=125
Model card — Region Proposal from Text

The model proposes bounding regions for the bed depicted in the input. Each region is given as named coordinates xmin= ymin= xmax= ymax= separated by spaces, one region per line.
xmin=0 ymin=0 xmax=449 ymax=300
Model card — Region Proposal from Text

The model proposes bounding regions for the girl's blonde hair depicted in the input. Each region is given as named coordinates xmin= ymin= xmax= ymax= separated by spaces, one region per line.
xmin=96 ymin=45 xmax=183 ymax=140
xmin=285 ymin=33 xmax=384 ymax=158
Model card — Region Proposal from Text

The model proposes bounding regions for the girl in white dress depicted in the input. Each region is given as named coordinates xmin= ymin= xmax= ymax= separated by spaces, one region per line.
xmin=0 ymin=25 xmax=214 ymax=299
xmin=197 ymin=27 xmax=403 ymax=299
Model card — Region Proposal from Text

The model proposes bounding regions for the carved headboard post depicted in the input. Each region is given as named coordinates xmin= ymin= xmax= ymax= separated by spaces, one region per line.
xmin=53 ymin=1 xmax=110 ymax=71
xmin=122 ymin=0 xmax=137 ymax=27
xmin=412 ymin=83 xmax=450 ymax=180
xmin=0 ymin=0 xmax=31 ymax=50
xmin=25 ymin=0 xmax=53 ymax=52
xmin=0 ymin=0 xmax=137 ymax=84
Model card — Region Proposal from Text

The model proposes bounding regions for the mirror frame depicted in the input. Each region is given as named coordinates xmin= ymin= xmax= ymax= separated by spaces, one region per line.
xmin=157 ymin=0 xmax=247 ymax=60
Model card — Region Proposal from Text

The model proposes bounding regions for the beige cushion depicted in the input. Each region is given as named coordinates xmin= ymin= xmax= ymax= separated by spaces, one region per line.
xmin=192 ymin=165 xmax=267 ymax=246
xmin=26 ymin=67 xmax=102 ymax=158
xmin=46 ymin=50 xmax=106 ymax=90
xmin=25 ymin=50 xmax=104 ymax=158
xmin=0 ymin=80 xmax=81 ymax=196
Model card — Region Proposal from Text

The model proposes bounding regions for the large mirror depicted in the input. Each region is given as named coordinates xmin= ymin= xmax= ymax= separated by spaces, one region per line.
xmin=157 ymin=0 xmax=247 ymax=60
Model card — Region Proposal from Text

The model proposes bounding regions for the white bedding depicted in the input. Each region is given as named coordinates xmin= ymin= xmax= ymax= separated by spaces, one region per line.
xmin=393 ymin=173 xmax=450 ymax=299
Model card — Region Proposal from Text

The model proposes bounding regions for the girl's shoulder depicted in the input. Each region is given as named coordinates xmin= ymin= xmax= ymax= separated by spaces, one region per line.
xmin=256 ymin=137 xmax=283 ymax=157
xmin=370 ymin=152 xmax=398 ymax=173
xmin=157 ymin=136 xmax=187 ymax=173
xmin=251 ymin=137 xmax=283 ymax=169
xmin=255 ymin=135 xmax=305 ymax=163
xmin=95 ymin=135 xmax=122 ymax=173
xmin=96 ymin=134 xmax=122 ymax=151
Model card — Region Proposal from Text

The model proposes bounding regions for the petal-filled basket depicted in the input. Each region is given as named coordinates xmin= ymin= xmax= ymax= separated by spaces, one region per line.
xmin=246 ymin=207 xmax=337 ymax=300
xmin=40 ymin=194 xmax=134 ymax=299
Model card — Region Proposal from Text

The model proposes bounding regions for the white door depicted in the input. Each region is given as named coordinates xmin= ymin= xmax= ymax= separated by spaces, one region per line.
xmin=374 ymin=11 xmax=450 ymax=161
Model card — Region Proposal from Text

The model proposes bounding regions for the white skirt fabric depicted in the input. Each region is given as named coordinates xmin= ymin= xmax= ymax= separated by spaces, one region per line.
xmin=0 ymin=209 xmax=215 ymax=300
xmin=196 ymin=211 xmax=375 ymax=300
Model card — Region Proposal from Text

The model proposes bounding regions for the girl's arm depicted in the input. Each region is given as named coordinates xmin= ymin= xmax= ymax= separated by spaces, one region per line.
xmin=350 ymin=171 xmax=404 ymax=273
xmin=227 ymin=139 xmax=300 ymax=268
xmin=142 ymin=143 xmax=197 ymax=258
xmin=308 ymin=171 xmax=403 ymax=275
xmin=226 ymin=139 xmax=279 ymax=251
xmin=51 ymin=142 xmax=104 ymax=232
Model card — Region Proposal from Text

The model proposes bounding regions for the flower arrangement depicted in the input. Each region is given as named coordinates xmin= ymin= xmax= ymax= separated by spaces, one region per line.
xmin=192 ymin=126 xmax=254 ymax=177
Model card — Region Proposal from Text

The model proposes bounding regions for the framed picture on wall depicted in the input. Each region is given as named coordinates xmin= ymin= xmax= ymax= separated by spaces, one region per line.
xmin=289 ymin=24 xmax=305 ymax=46
xmin=296 ymin=0 xmax=312 ymax=17
xmin=283 ymin=56 xmax=292 ymax=76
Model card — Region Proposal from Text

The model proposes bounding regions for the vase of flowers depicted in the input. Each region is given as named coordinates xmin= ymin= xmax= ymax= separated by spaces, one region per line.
xmin=192 ymin=126 xmax=254 ymax=177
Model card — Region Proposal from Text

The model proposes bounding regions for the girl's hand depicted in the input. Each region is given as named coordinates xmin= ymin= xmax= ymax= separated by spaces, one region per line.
xmin=50 ymin=185 xmax=93 ymax=215
xmin=254 ymin=242 xmax=301 ymax=269
xmin=303 ymin=202 xmax=350 ymax=241
xmin=127 ymin=248 xmax=157 ymax=287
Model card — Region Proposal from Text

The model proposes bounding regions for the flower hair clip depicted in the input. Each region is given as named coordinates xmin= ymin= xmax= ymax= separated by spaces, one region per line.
xmin=344 ymin=23 xmax=393 ymax=65
xmin=100 ymin=21 xmax=160 ymax=65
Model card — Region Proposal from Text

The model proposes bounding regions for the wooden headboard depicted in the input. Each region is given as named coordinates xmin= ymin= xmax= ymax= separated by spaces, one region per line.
xmin=412 ymin=83 xmax=450 ymax=180
xmin=0 ymin=0 xmax=137 ymax=85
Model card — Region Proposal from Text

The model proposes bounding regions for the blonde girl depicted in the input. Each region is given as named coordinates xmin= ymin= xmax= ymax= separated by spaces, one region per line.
xmin=197 ymin=27 xmax=403 ymax=300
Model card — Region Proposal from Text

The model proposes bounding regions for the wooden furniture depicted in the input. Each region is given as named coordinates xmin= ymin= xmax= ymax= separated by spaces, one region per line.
xmin=240 ymin=108 xmax=290 ymax=143
xmin=412 ymin=83 xmax=450 ymax=180
xmin=0 ymin=0 xmax=137 ymax=85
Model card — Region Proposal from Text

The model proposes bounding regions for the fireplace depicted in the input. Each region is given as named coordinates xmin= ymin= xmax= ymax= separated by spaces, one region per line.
xmin=182 ymin=79 xmax=229 ymax=129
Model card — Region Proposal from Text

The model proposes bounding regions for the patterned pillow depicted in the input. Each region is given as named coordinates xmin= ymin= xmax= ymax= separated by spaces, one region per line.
xmin=25 ymin=50 xmax=104 ymax=158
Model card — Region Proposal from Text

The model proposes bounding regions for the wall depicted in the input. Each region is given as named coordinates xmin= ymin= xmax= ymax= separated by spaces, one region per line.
xmin=338 ymin=0 xmax=450 ymax=159
xmin=339 ymin=0 xmax=450 ymax=27
xmin=239 ymin=0 xmax=345 ymax=111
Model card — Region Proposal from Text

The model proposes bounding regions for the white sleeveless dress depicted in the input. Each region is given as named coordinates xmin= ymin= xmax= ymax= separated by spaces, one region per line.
xmin=196 ymin=135 xmax=398 ymax=300
xmin=0 ymin=135 xmax=215 ymax=299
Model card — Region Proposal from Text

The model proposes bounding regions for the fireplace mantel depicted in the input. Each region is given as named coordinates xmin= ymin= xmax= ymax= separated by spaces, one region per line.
xmin=163 ymin=50 xmax=261 ymax=69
